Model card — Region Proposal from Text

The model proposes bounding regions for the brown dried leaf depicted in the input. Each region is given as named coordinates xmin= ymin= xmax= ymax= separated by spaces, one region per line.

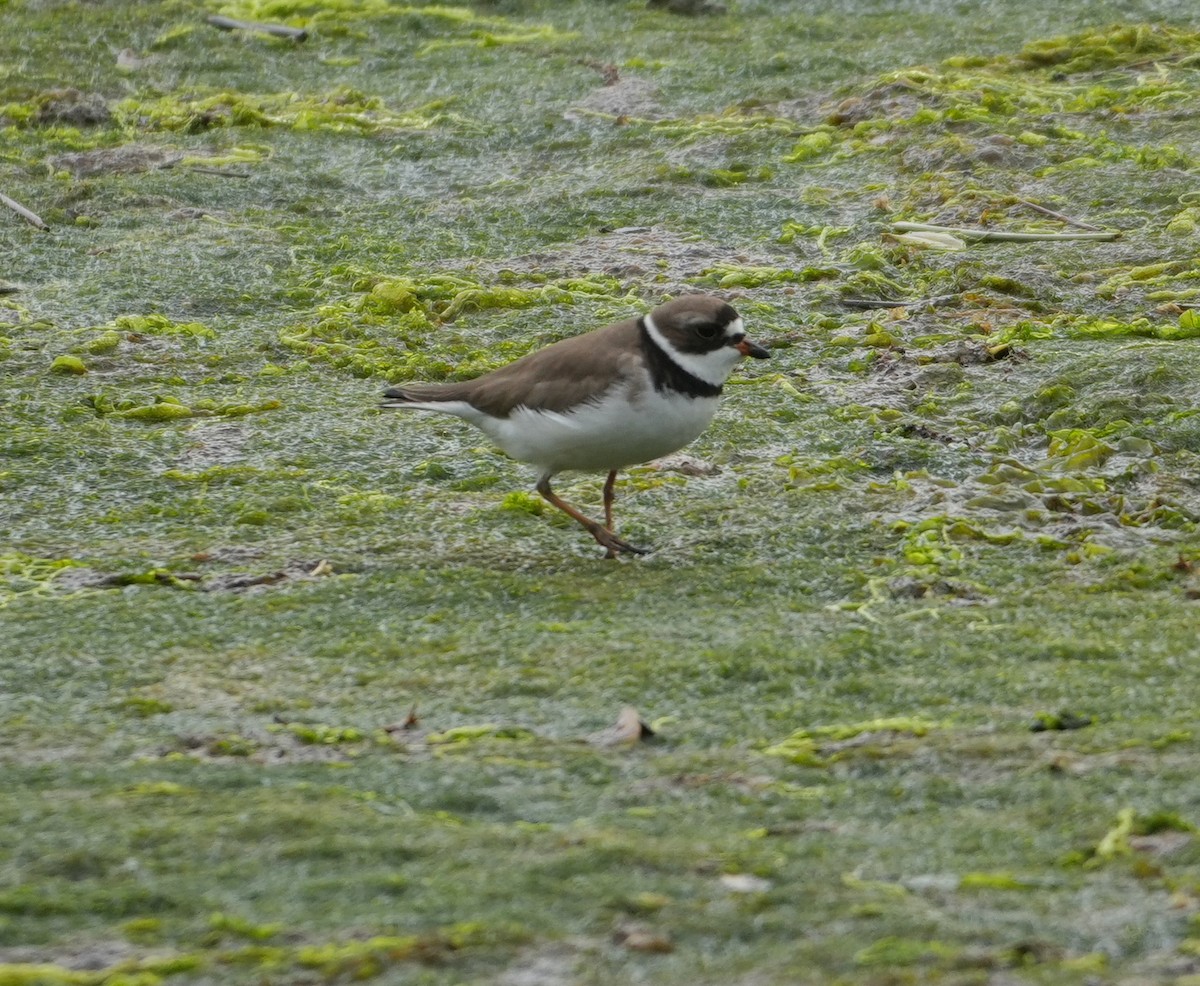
xmin=613 ymin=922 xmax=673 ymax=954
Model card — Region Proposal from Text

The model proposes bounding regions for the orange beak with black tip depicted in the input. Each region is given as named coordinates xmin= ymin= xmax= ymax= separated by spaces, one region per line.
xmin=736 ymin=338 xmax=771 ymax=359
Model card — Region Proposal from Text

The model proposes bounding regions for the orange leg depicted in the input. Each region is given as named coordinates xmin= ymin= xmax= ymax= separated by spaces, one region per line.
xmin=536 ymin=473 xmax=647 ymax=558
xmin=603 ymin=469 xmax=618 ymax=532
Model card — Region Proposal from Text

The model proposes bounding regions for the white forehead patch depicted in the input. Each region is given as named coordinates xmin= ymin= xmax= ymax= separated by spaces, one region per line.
xmin=723 ymin=316 xmax=745 ymax=339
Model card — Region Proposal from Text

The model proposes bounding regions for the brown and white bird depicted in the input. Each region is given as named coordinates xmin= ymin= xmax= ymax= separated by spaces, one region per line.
xmin=380 ymin=294 xmax=769 ymax=557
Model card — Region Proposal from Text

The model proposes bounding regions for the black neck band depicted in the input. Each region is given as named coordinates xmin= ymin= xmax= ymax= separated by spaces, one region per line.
xmin=637 ymin=319 xmax=723 ymax=399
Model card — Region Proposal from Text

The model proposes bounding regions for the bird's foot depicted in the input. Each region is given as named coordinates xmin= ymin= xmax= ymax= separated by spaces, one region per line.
xmin=590 ymin=525 xmax=649 ymax=558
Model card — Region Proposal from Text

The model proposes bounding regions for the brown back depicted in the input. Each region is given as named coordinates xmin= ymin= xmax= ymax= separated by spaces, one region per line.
xmin=388 ymin=317 xmax=644 ymax=417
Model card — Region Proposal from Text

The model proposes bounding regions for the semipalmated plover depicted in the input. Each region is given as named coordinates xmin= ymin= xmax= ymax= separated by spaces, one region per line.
xmin=381 ymin=294 xmax=769 ymax=557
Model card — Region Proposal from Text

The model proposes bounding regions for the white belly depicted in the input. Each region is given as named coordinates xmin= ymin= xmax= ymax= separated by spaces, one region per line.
xmin=481 ymin=384 xmax=720 ymax=475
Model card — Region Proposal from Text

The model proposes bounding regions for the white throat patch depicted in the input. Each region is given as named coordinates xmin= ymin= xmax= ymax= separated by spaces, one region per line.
xmin=643 ymin=312 xmax=742 ymax=387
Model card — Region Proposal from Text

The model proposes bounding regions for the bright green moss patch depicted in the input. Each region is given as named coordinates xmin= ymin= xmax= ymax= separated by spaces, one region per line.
xmin=763 ymin=717 xmax=938 ymax=766
xmin=499 ymin=491 xmax=545 ymax=515
xmin=782 ymin=130 xmax=837 ymax=163
xmin=958 ymin=871 xmax=1041 ymax=891
xmin=114 ymin=89 xmax=470 ymax=136
xmin=0 ymin=923 xmax=527 ymax=985
xmin=0 ymin=554 xmax=86 ymax=605
xmin=48 ymin=354 xmax=87 ymax=375
xmin=427 ymin=724 xmax=538 ymax=746
xmin=0 ymin=958 xmax=204 ymax=985
xmin=291 ymin=922 xmax=531 ymax=977
xmin=122 ymin=695 xmax=174 ymax=717
xmin=690 ymin=263 xmax=839 ymax=289
xmin=209 ymin=912 xmax=283 ymax=942
xmin=113 ymin=401 xmax=201 ymax=422
xmin=1015 ymin=22 xmax=1200 ymax=72
xmin=280 ymin=271 xmax=634 ymax=380
xmin=357 ymin=271 xmax=630 ymax=323
xmin=637 ymin=112 xmax=799 ymax=142
xmin=85 ymin=394 xmax=282 ymax=420
xmin=275 ymin=722 xmax=365 ymax=745
xmin=213 ymin=1 xmax=576 ymax=54
xmin=81 ymin=330 xmax=122 ymax=354
xmin=207 ymin=734 xmax=258 ymax=756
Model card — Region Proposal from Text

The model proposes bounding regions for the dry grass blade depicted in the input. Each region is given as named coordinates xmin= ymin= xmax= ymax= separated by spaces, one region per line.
xmin=891 ymin=221 xmax=1120 ymax=242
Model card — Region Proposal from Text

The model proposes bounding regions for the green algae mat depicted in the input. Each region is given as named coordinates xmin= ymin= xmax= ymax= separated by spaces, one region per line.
xmin=3 ymin=1 xmax=1200 ymax=983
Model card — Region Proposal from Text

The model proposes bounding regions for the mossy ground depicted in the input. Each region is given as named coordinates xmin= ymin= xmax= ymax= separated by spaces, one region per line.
xmin=2 ymin=1 xmax=1200 ymax=984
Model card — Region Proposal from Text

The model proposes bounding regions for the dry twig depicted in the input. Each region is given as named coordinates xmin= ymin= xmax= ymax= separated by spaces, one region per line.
xmin=1 ymin=191 xmax=48 ymax=230
xmin=842 ymin=293 xmax=961 ymax=310
xmin=205 ymin=15 xmax=308 ymax=41
xmin=892 ymin=221 xmax=1120 ymax=243
xmin=1015 ymin=198 xmax=1103 ymax=232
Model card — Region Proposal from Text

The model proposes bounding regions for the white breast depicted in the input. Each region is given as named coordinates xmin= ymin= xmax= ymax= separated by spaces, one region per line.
xmin=479 ymin=380 xmax=720 ymax=475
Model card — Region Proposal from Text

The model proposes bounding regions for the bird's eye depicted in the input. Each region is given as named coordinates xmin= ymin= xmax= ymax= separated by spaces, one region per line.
xmin=696 ymin=322 xmax=721 ymax=339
